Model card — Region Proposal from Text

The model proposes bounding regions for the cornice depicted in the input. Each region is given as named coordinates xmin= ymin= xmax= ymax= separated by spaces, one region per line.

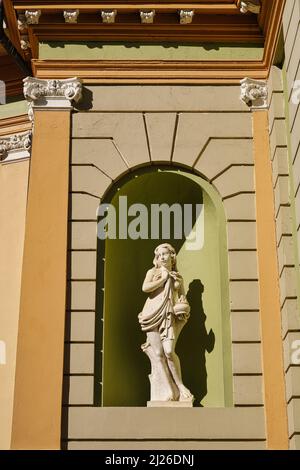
xmin=32 ymin=58 xmax=269 ymax=84
xmin=261 ymin=0 xmax=286 ymax=73
xmin=12 ymin=3 xmax=241 ymax=14
xmin=2 ymin=0 xmax=286 ymax=86
xmin=0 ymin=114 xmax=32 ymax=137
xmin=1 ymin=78 xmax=24 ymax=97
xmin=7 ymin=1 xmax=264 ymax=61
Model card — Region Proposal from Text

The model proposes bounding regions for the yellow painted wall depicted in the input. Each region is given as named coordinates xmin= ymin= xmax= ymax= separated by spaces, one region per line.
xmin=0 ymin=160 xmax=29 ymax=449
xmin=11 ymin=111 xmax=71 ymax=450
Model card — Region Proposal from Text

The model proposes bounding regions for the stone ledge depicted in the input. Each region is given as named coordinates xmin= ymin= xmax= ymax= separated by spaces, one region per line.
xmin=67 ymin=406 xmax=265 ymax=440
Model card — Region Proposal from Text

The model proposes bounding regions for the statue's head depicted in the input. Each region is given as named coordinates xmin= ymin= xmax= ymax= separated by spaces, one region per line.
xmin=153 ymin=243 xmax=177 ymax=270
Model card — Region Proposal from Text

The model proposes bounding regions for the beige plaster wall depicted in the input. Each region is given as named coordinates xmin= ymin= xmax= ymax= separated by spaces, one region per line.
xmin=63 ymin=84 xmax=265 ymax=449
xmin=0 ymin=159 xmax=29 ymax=449
xmin=278 ymin=0 xmax=300 ymax=448
xmin=268 ymin=64 xmax=300 ymax=450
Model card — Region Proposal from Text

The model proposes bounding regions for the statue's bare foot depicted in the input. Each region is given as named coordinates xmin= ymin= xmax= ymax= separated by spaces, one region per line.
xmin=178 ymin=385 xmax=194 ymax=401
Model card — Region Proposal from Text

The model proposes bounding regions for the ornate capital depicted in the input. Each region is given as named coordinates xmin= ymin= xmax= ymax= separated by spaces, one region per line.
xmin=140 ymin=10 xmax=155 ymax=24
xmin=179 ymin=9 xmax=194 ymax=24
xmin=239 ymin=0 xmax=261 ymax=14
xmin=23 ymin=77 xmax=83 ymax=110
xmin=0 ymin=132 xmax=31 ymax=163
xmin=240 ymin=77 xmax=268 ymax=110
xmin=25 ymin=10 xmax=41 ymax=24
xmin=101 ymin=10 xmax=117 ymax=23
xmin=64 ymin=10 xmax=79 ymax=23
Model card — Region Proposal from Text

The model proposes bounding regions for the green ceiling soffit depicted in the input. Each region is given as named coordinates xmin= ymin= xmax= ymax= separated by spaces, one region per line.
xmin=40 ymin=41 xmax=264 ymax=62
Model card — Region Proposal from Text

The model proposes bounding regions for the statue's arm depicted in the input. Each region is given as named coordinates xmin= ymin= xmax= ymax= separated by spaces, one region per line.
xmin=178 ymin=279 xmax=186 ymax=297
xmin=175 ymin=272 xmax=186 ymax=299
xmin=171 ymin=271 xmax=185 ymax=295
xmin=142 ymin=269 xmax=167 ymax=293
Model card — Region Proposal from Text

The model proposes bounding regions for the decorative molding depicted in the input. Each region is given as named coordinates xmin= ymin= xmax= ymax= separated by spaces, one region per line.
xmin=179 ymin=9 xmax=194 ymax=24
xmin=17 ymin=14 xmax=27 ymax=31
xmin=239 ymin=0 xmax=261 ymax=14
xmin=17 ymin=9 xmax=41 ymax=30
xmin=0 ymin=131 xmax=31 ymax=163
xmin=0 ymin=115 xmax=32 ymax=138
xmin=240 ymin=77 xmax=268 ymax=109
xmin=28 ymin=102 xmax=34 ymax=123
xmin=140 ymin=10 xmax=155 ymax=24
xmin=0 ymin=79 xmax=23 ymax=98
xmin=101 ymin=10 xmax=117 ymax=24
xmin=25 ymin=10 xmax=41 ymax=25
xmin=29 ymin=24 xmax=263 ymax=45
xmin=23 ymin=77 xmax=83 ymax=110
xmin=63 ymin=10 xmax=80 ymax=24
xmin=32 ymin=59 xmax=269 ymax=85
xmin=5 ymin=0 xmax=284 ymax=89
xmin=20 ymin=36 xmax=30 ymax=50
xmin=13 ymin=3 xmax=237 ymax=14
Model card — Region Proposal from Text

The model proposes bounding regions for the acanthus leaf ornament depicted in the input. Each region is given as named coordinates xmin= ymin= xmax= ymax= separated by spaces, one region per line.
xmin=101 ymin=10 xmax=117 ymax=23
xmin=0 ymin=132 xmax=32 ymax=161
xmin=239 ymin=0 xmax=261 ymax=14
xmin=179 ymin=10 xmax=194 ymax=24
xmin=64 ymin=10 xmax=80 ymax=23
xmin=140 ymin=10 xmax=155 ymax=24
xmin=20 ymin=36 xmax=30 ymax=50
xmin=25 ymin=10 xmax=41 ymax=25
xmin=240 ymin=77 xmax=268 ymax=110
xmin=17 ymin=14 xmax=27 ymax=31
xmin=23 ymin=77 xmax=83 ymax=104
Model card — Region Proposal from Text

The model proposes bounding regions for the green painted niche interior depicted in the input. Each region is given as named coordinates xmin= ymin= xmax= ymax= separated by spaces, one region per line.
xmin=40 ymin=41 xmax=264 ymax=61
xmin=95 ymin=166 xmax=233 ymax=408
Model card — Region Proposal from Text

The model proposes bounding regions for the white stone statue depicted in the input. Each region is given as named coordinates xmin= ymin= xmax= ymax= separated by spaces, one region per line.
xmin=138 ymin=243 xmax=194 ymax=405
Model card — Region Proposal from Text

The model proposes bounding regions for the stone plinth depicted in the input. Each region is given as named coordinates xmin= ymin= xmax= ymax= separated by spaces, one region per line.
xmin=147 ymin=400 xmax=194 ymax=408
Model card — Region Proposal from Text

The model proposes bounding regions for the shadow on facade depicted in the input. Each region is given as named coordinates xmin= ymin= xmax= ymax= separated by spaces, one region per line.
xmin=61 ymin=192 xmax=73 ymax=449
xmin=176 ymin=279 xmax=215 ymax=407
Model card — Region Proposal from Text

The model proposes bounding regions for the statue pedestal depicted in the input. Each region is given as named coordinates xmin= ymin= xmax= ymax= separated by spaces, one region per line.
xmin=147 ymin=401 xmax=194 ymax=408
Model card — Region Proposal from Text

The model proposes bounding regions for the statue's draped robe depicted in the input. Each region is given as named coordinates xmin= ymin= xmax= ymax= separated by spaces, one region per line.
xmin=138 ymin=275 xmax=175 ymax=341
xmin=138 ymin=267 xmax=193 ymax=403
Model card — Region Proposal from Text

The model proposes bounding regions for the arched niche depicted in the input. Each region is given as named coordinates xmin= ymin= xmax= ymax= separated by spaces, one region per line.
xmin=95 ymin=165 xmax=233 ymax=407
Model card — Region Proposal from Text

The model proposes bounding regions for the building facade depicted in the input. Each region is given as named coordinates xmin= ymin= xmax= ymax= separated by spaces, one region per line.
xmin=0 ymin=0 xmax=300 ymax=450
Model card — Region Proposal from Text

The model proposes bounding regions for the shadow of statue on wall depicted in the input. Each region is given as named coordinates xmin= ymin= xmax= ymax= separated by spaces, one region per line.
xmin=176 ymin=279 xmax=215 ymax=406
